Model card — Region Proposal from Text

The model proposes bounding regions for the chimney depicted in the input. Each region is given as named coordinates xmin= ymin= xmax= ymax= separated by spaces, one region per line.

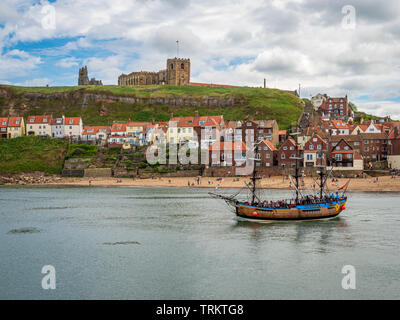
xmin=151 ymin=117 xmax=155 ymax=124
xmin=263 ymin=78 xmax=266 ymax=89
xmin=194 ymin=110 xmax=199 ymax=118
xmin=170 ymin=113 xmax=174 ymax=120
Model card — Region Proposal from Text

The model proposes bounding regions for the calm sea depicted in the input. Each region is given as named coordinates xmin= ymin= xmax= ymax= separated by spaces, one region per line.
xmin=0 ymin=186 xmax=399 ymax=299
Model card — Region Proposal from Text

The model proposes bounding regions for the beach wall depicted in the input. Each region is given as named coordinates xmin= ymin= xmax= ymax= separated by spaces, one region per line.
xmin=203 ymin=166 xmax=363 ymax=178
xmin=388 ymin=155 xmax=400 ymax=169
xmin=84 ymin=168 xmax=112 ymax=177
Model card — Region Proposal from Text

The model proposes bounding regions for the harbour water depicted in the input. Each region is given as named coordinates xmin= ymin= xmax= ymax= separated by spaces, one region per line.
xmin=0 ymin=186 xmax=399 ymax=299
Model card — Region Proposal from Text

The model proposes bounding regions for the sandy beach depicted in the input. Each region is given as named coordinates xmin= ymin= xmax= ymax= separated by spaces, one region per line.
xmin=38 ymin=175 xmax=400 ymax=192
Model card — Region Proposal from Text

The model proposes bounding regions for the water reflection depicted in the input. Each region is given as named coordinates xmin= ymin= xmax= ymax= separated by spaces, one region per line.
xmin=231 ymin=217 xmax=352 ymax=254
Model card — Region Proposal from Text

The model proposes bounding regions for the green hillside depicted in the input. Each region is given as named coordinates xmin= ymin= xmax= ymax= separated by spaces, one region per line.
xmin=0 ymin=85 xmax=304 ymax=130
xmin=0 ymin=136 xmax=68 ymax=174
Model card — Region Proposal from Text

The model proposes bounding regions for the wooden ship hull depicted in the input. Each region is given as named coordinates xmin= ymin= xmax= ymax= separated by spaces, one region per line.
xmin=234 ymin=198 xmax=347 ymax=221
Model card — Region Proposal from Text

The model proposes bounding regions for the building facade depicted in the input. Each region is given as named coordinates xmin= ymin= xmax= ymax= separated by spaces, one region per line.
xmin=26 ymin=115 xmax=52 ymax=136
xmin=118 ymin=58 xmax=190 ymax=86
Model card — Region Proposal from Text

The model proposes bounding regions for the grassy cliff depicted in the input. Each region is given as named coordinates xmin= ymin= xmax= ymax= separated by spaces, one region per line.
xmin=0 ymin=85 xmax=304 ymax=130
xmin=0 ymin=136 xmax=68 ymax=174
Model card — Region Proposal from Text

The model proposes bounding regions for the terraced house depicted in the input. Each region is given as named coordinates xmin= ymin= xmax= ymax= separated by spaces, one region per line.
xmin=0 ymin=117 xmax=8 ymax=138
xmin=303 ymin=134 xmax=328 ymax=167
xmin=82 ymin=126 xmax=111 ymax=142
xmin=278 ymin=138 xmax=300 ymax=168
xmin=26 ymin=115 xmax=52 ymax=136
xmin=126 ymin=122 xmax=149 ymax=146
xmin=64 ymin=117 xmax=83 ymax=138
xmin=7 ymin=117 xmax=25 ymax=138
xmin=168 ymin=116 xmax=195 ymax=146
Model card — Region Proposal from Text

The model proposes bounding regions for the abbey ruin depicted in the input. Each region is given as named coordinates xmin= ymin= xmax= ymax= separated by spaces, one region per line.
xmin=118 ymin=58 xmax=190 ymax=86
xmin=78 ymin=66 xmax=103 ymax=86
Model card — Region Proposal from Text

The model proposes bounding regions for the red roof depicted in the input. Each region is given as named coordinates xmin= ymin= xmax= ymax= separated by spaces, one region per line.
xmin=190 ymin=82 xmax=235 ymax=88
xmin=279 ymin=130 xmax=287 ymax=135
xmin=82 ymin=126 xmax=111 ymax=135
xmin=27 ymin=115 xmax=51 ymax=124
xmin=0 ymin=117 xmax=8 ymax=128
xmin=323 ymin=120 xmax=349 ymax=130
xmin=8 ymin=117 xmax=23 ymax=127
xmin=111 ymin=123 xmax=127 ymax=132
xmin=127 ymin=122 xmax=150 ymax=127
xmin=209 ymin=141 xmax=248 ymax=151
xmin=261 ymin=139 xmax=277 ymax=151
xmin=65 ymin=117 xmax=81 ymax=125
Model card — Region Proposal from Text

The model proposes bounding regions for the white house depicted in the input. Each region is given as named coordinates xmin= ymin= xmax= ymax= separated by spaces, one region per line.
xmin=64 ymin=117 xmax=83 ymax=139
xmin=51 ymin=116 xmax=65 ymax=138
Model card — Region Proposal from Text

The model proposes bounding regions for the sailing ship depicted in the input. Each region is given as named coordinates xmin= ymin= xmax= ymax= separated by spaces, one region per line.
xmin=210 ymin=134 xmax=349 ymax=222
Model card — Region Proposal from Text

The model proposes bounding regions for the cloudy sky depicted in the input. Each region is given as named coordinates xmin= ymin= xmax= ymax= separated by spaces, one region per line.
xmin=0 ymin=0 xmax=399 ymax=118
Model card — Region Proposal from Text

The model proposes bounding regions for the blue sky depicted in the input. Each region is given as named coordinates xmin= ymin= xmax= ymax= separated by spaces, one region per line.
xmin=0 ymin=0 xmax=399 ymax=118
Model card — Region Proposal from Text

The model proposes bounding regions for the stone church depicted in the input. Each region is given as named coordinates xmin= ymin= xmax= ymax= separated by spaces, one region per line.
xmin=118 ymin=58 xmax=190 ymax=86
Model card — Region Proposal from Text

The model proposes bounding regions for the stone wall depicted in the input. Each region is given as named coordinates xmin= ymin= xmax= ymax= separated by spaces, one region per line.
xmin=388 ymin=155 xmax=400 ymax=169
xmin=62 ymin=169 xmax=85 ymax=177
xmin=13 ymin=91 xmax=246 ymax=108
xmin=84 ymin=168 xmax=112 ymax=177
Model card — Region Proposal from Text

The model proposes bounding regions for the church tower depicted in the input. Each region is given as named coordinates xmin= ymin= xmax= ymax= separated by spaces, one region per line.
xmin=166 ymin=58 xmax=190 ymax=86
xmin=78 ymin=66 xmax=89 ymax=86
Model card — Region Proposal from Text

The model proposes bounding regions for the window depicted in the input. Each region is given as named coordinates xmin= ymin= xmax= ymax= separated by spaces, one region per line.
xmin=336 ymin=146 xmax=340 ymax=151
xmin=170 ymin=64 xmax=174 ymax=70
xmin=309 ymin=144 xmax=314 ymax=150
xmin=317 ymin=144 xmax=322 ymax=150
xmin=290 ymin=146 xmax=294 ymax=150
xmin=335 ymin=154 xmax=342 ymax=161
xmin=283 ymin=146 xmax=287 ymax=150
xmin=281 ymin=154 xmax=285 ymax=159
xmin=181 ymin=63 xmax=184 ymax=69
xmin=266 ymin=154 xmax=270 ymax=159
xmin=347 ymin=154 xmax=352 ymax=159
xmin=344 ymin=146 xmax=349 ymax=151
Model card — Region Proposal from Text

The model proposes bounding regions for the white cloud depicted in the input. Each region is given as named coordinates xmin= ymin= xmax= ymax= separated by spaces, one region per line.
xmin=56 ymin=57 xmax=79 ymax=68
xmin=0 ymin=49 xmax=41 ymax=78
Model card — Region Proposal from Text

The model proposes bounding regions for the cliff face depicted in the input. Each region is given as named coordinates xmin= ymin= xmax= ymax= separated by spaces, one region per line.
xmin=0 ymin=88 xmax=246 ymax=114
xmin=0 ymin=85 xmax=304 ymax=129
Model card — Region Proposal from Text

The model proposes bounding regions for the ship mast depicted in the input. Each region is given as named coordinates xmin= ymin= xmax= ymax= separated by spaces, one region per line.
xmin=250 ymin=145 xmax=261 ymax=205
xmin=291 ymin=127 xmax=301 ymax=204
xmin=319 ymin=151 xmax=324 ymax=199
